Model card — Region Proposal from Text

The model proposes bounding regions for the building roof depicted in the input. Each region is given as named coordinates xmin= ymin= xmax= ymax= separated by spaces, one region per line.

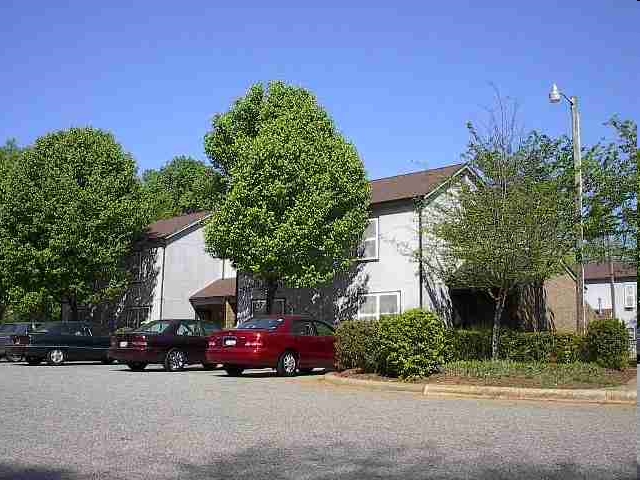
xmin=190 ymin=277 xmax=236 ymax=300
xmin=370 ymin=163 xmax=468 ymax=205
xmin=144 ymin=163 xmax=469 ymax=239
xmin=584 ymin=262 xmax=637 ymax=281
xmin=146 ymin=211 xmax=211 ymax=241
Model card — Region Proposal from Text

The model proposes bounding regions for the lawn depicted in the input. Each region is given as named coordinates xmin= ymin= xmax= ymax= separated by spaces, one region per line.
xmin=339 ymin=361 xmax=637 ymax=389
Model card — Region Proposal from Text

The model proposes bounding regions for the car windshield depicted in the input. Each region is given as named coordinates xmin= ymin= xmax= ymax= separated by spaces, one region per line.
xmin=32 ymin=323 xmax=62 ymax=334
xmin=133 ymin=321 xmax=173 ymax=334
xmin=236 ymin=318 xmax=284 ymax=331
xmin=0 ymin=324 xmax=17 ymax=334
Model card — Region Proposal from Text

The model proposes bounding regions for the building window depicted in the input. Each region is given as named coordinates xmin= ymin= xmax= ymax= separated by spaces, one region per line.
xmin=357 ymin=292 xmax=400 ymax=320
xmin=251 ymin=298 xmax=285 ymax=316
xmin=624 ymin=284 xmax=636 ymax=310
xmin=357 ymin=218 xmax=379 ymax=260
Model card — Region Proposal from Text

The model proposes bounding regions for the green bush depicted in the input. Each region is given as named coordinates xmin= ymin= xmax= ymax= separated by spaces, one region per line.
xmin=445 ymin=329 xmax=492 ymax=361
xmin=498 ymin=331 xmax=586 ymax=363
xmin=375 ymin=309 xmax=446 ymax=379
xmin=334 ymin=320 xmax=379 ymax=371
xmin=585 ymin=319 xmax=629 ymax=370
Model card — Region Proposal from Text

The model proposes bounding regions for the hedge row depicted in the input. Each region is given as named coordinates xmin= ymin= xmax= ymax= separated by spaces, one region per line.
xmin=335 ymin=314 xmax=630 ymax=376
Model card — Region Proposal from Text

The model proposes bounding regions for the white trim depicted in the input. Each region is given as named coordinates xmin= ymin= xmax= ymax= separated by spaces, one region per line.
xmin=357 ymin=291 xmax=401 ymax=320
xmin=358 ymin=217 xmax=379 ymax=261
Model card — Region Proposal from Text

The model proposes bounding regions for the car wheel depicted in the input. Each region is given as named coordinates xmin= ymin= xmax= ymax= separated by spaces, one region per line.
xmin=5 ymin=353 xmax=23 ymax=363
xmin=46 ymin=349 xmax=65 ymax=366
xmin=127 ymin=362 xmax=147 ymax=371
xmin=164 ymin=349 xmax=187 ymax=372
xmin=26 ymin=357 xmax=42 ymax=366
xmin=224 ymin=365 xmax=244 ymax=376
xmin=277 ymin=351 xmax=298 ymax=377
xmin=202 ymin=363 xmax=217 ymax=370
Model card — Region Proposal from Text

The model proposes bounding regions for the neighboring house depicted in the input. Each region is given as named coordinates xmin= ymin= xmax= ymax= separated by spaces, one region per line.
xmin=584 ymin=262 xmax=637 ymax=339
xmin=235 ymin=163 xmax=582 ymax=331
xmin=65 ymin=211 xmax=237 ymax=330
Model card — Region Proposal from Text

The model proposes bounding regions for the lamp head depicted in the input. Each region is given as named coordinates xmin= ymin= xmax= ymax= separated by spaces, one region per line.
xmin=549 ymin=83 xmax=562 ymax=103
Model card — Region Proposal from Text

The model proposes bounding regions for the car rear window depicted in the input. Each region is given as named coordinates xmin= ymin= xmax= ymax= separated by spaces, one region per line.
xmin=236 ymin=318 xmax=284 ymax=330
xmin=133 ymin=321 xmax=173 ymax=334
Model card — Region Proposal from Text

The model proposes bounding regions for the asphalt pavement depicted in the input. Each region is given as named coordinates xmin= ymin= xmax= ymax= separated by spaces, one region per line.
xmin=0 ymin=362 xmax=636 ymax=479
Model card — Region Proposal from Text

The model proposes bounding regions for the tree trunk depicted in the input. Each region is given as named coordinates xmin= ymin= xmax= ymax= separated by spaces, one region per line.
xmin=0 ymin=303 xmax=5 ymax=322
xmin=265 ymin=278 xmax=278 ymax=315
xmin=491 ymin=289 xmax=508 ymax=360
xmin=69 ymin=296 xmax=79 ymax=322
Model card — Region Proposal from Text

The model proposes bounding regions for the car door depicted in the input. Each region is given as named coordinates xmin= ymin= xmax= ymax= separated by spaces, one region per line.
xmin=86 ymin=325 xmax=111 ymax=360
xmin=313 ymin=321 xmax=336 ymax=368
xmin=175 ymin=320 xmax=206 ymax=364
xmin=291 ymin=319 xmax=319 ymax=368
xmin=62 ymin=323 xmax=88 ymax=361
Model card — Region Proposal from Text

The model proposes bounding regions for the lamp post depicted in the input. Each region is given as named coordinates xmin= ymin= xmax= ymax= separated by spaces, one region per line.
xmin=549 ymin=83 xmax=586 ymax=334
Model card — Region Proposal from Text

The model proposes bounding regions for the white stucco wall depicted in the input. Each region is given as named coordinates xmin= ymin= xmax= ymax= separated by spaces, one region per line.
xmin=149 ymin=225 xmax=236 ymax=320
xmin=585 ymin=279 xmax=637 ymax=328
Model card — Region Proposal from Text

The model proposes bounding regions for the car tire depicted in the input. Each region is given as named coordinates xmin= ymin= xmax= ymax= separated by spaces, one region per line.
xmin=276 ymin=351 xmax=298 ymax=377
xmin=224 ymin=365 xmax=244 ymax=376
xmin=26 ymin=357 xmax=42 ymax=366
xmin=202 ymin=363 xmax=217 ymax=370
xmin=5 ymin=353 xmax=23 ymax=363
xmin=127 ymin=362 xmax=147 ymax=371
xmin=46 ymin=349 xmax=65 ymax=366
xmin=164 ymin=349 xmax=187 ymax=372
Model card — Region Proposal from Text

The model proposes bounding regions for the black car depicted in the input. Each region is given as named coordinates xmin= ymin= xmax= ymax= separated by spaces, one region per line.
xmin=6 ymin=322 xmax=112 ymax=366
xmin=0 ymin=323 xmax=41 ymax=361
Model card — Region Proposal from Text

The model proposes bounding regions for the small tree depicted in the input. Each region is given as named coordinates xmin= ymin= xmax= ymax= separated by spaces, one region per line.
xmin=141 ymin=155 xmax=224 ymax=221
xmin=0 ymin=128 xmax=147 ymax=320
xmin=204 ymin=81 xmax=370 ymax=313
xmin=424 ymin=101 xmax=574 ymax=358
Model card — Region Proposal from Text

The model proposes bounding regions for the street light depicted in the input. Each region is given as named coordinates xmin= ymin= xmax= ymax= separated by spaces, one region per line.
xmin=549 ymin=83 xmax=586 ymax=334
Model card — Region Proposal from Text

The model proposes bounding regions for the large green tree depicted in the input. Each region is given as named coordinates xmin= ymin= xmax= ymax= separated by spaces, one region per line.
xmin=0 ymin=140 xmax=24 ymax=320
xmin=0 ymin=128 xmax=147 ymax=320
xmin=141 ymin=155 xmax=224 ymax=221
xmin=424 ymin=118 xmax=574 ymax=358
xmin=204 ymin=81 xmax=370 ymax=313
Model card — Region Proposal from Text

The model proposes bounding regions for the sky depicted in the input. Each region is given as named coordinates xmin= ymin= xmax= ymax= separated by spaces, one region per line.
xmin=1 ymin=1 xmax=638 ymax=179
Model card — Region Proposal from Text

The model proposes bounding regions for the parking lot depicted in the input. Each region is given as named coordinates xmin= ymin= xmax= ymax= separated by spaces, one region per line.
xmin=0 ymin=362 xmax=637 ymax=479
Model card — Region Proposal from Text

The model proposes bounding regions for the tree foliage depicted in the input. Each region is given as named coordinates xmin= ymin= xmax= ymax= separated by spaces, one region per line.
xmin=0 ymin=128 xmax=146 ymax=320
xmin=141 ymin=155 xmax=224 ymax=221
xmin=424 ymin=101 xmax=574 ymax=358
xmin=203 ymin=81 xmax=370 ymax=312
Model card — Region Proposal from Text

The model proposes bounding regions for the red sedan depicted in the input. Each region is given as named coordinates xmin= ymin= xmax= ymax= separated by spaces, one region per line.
xmin=205 ymin=315 xmax=335 ymax=377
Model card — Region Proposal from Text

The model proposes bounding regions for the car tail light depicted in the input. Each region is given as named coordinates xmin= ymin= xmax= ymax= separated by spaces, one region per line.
xmin=207 ymin=338 xmax=216 ymax=348
xmin=131 ymin=336 xmax=147 ymax=349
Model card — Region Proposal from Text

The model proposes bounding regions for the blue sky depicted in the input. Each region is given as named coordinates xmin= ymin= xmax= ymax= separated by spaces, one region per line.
xmin=1 ymin=1 xmax=637 ymax=179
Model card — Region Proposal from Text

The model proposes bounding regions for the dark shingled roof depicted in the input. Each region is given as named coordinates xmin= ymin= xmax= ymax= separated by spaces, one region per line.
xmin=370 ymin=163 xmax=467 ymax=205
xmin=190 ymin=278 xmax=236 ymax=300
xmin=146 ymin=211 xmax=210 ymax=241
xmin=584 ymin=262 xmax=637 ymax=281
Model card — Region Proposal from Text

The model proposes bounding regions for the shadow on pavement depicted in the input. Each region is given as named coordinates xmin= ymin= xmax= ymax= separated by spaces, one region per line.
xmin=0 ymin=463 xmax=77 ymax=480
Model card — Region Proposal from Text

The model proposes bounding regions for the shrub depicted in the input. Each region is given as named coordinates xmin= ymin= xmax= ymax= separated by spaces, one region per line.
xmin=585 ymin=319 xmax=629 ymax=370
xmin=445 ymin=329 xmax=492 ymax=361
xmin=375 ymin=309 xmax=446 ymax=379
xmin=334 ymin=320 xmax=379 ymax=371
xmin=498 ymin=331 xmax=585 ymax=363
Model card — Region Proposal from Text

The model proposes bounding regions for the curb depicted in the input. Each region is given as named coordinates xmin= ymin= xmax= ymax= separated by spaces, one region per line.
xmin=322 ymin=372 xmax=637 ymax=405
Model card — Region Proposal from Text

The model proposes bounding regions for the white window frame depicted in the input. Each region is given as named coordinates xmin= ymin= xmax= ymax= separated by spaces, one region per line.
xmin=358 ymin=218 xmax=379 ymax=261
xmin=357 ymin=291 xmax=401 ymax=320
xmin=623 ymin=284 xmax=636 ymax=310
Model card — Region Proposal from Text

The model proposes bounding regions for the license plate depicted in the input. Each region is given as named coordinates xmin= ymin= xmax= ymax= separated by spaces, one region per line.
xmin=119 ymin=341 xmax=128 ymax=348
xmin=224 ymin=338 xmax=237 ymax=346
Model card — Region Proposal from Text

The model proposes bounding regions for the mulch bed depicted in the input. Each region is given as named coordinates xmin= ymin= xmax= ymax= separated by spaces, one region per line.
xmin=336 ymin=367 xmax=637 ymax=390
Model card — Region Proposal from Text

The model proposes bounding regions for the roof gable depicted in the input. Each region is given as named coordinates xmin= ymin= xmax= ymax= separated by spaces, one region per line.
xmin=146 ymin=211 xmax=211 ymax=241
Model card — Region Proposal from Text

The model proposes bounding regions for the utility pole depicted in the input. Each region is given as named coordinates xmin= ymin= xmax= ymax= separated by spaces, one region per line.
xmin=570 ymin=96 xmax=586 ymax=334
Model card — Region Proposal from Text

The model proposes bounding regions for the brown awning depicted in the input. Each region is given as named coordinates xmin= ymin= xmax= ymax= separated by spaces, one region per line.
xmin=190 ymin=278 xmax=236 ymax=300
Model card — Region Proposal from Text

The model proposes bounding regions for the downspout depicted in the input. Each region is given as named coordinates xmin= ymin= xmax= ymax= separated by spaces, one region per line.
xmin=159 ymin=245 xmax=166 ymax=320
xmin=416 ymin=197 xmax=424 ymax=310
